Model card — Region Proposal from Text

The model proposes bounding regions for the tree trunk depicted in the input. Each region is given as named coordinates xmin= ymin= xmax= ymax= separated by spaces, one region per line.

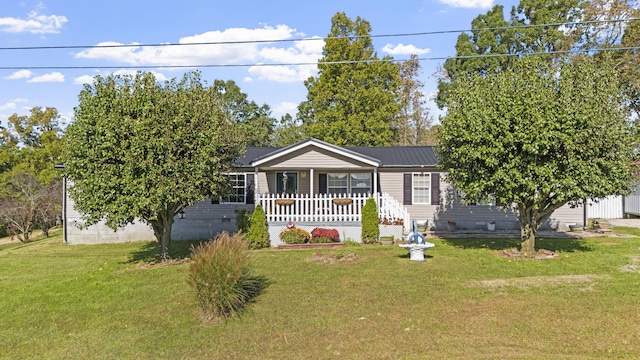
xmin=518 ymin=205 xmax=538 ymax=259
xmin=150 ymin=211 xmax=174 ymax=261
xmin=520 ymin=223 xmax=536 ymax=258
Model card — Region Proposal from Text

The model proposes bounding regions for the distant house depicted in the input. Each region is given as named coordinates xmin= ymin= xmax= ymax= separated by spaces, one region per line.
xmin=61 ymin=138 xmax=585 ymax=245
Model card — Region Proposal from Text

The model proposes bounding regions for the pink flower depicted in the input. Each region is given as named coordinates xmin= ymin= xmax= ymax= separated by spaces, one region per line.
xmin=286 ymin=221 xmax=295 ymax=229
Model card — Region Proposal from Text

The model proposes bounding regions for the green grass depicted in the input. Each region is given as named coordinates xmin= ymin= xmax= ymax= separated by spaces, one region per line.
xmin=1 ymin=231 xmax=640 ymax=359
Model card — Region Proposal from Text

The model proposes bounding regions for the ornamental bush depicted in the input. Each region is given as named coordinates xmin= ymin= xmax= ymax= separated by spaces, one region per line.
xmin=279 ymin=227 xmax=311 ymax=244
xmin=235 ymin=209 xmax=252 ymax=236
xmin=361 ymin=197 xmax=379 ymax=244
xmin=187 ymin=232 xmax=269 ymax=322
xmin=247 ymin=205 xmax=269 ymax=249
xmin=310 ymin=228 xmax=340 ymax=243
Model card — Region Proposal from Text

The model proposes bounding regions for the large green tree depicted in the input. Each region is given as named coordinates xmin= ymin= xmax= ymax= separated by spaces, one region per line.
xmin=0 ymin=107 xmax=64 ymax=240
xmin=298 ymin=12 xmax=401 ymax=146
xmin=395 ymin=54 xmax=434 ymax=146
xmin=64 ymin=71 xmax=243 ymax=258
xmin=2 ymin=107 xmax=64 ymax=185
xmin=575 ymin=0 xmax=640 ymax=118
xmin=210 ymin=79 xmax=275 ymax=147
xmin=437 ymin=0 xmax=585 ymax=108
xmin=437 ymin=57 xmax=637 ymax=257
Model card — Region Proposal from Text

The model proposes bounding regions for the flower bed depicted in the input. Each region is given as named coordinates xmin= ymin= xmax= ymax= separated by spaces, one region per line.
xmin=279 ymin=227 xmax=311 ymax=244
xmin=310 ymin=228 xmax=340 ymax=243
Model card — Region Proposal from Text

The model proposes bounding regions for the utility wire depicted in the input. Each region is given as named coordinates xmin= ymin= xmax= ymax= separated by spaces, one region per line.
xmin=0 ymin=46 xmax=637 ymax=70
xmin=0 ymin=18 xmax=637 ymax=51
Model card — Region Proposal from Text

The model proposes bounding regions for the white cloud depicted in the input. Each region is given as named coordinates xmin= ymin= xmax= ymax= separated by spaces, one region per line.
xmin=272 ymin=101 xmax=298 ymax=118
xmin=0 ymin=98 xmax=28 ymax=111
xmin=247 ymin=38 xmax=322 ymax=82
xmin=74 ymin=26 xmax=323 ymax=83
xmin=438 ymin=0 xmax=493 ymax=8
xmin=5 ymin=70 xmax=34 ymax=80
xmin=382 ymin=43 xmax=431 ymax=55
xmin=75 ymin=25 xmax=298 ymax=66
xmin=27 ymin=72 xmax=65 ymax=83
xmin=74 ymin=70 xmax=169 ymax=85
xmin=0 ymin=5 xmax=68 ymax=34
xmin=73 ymin=75 xmax=95 ymax=85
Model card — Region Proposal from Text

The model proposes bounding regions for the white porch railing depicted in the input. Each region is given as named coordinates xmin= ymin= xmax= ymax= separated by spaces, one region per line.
xmin=256 ymin=192 xmax=411 ymax=231
xmin=377 ymin=192 xmax=411 ymax=232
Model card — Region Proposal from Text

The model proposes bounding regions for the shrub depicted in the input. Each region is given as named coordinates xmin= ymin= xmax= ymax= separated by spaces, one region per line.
xmin=235 ymin=209 xmax=252 ymax=235
xmin=187 ymin=232 xmax=268 ymax=322
xmin=0 ymin=222 xmax=7 ymax=238
xmin=247 ymin=205 xmax=269 ymax=249
xmin=310 ymin=228 xmax=340 ymax=243
xmin=361 ymin=197 xmax=379 ymax=244
xmin=279 ymin=227 xmax=311 ymax=244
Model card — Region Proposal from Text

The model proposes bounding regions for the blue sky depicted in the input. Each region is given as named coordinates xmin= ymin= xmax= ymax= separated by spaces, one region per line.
xmin=0 ymin=0 xmax=519 ymax=129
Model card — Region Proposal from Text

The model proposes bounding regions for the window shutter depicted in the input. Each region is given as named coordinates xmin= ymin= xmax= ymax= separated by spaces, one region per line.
xmin=319 ymin=173 xmax=327 ymax=194
xmin=431 ymin=173 xmax=440 ymax=205
xmin=246 ymin=173 xmax=255 ymax=204
xmin=403 ymin=173 xmax=412 ymax=205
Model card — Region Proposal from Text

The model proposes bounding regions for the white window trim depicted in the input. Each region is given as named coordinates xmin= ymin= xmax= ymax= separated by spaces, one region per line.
xmin=327 ymin=172 xmax=372 ymax=194
xmin=412 ymin=172 xmax=431 ymax=205
xmin=220 ymin=173 xmax=247 ymax=204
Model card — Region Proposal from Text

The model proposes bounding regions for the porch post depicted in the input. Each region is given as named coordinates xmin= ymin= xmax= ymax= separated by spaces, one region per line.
xmin=373 ymin=167 xmax=378 ymax=196
xmin=254 ymin=167 xmax=259 ymax=205
xmin=310 ymin=168 xmax=314 ymax=195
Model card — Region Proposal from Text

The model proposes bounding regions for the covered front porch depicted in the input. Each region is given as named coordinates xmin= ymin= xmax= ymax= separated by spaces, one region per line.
xmin=256 ymin=192 xmax=410 ymax=232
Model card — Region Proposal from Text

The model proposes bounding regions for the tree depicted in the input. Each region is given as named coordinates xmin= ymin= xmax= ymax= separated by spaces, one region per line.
xmin=270 ymin=114 xmax=306 ymax=147
xmin=210 ymin=80 xmax=275 ymax=147
xmin=437 ymin=0 xmax=585 ymax=108
xmin=437 ymin=57 xmax=637 ymax=257
xmin=575 ymin=0 xmax=640 ymax=118
xmin=64 ymin=71 xmax=244 ymax=259
xmin=0 ymin=172 xmax=60 ymax=242
xmin=395 ymin=54 xmax=434 ymax=146
xmin=298 ymin=12 xmax=401 ymax=146
xmin=4 ymin=107 xmax=65 ymax=185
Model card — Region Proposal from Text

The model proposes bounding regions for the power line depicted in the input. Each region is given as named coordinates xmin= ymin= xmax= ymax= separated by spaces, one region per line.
xmin=0 ymin=46 xmax=637 ymax=71
xmin=0 ymin=18 xmax=638 ymax=51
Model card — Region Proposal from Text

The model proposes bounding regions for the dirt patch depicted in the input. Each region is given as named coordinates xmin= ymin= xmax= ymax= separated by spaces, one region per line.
xmin=498 ymin=248 xmax=559 ymax=260
xmin=310 ymin=252 xmax=359 ymax=265
xmin=136 ymin=258 xmax=190 ymax=269
xmin=473 ymin=274 xmax=609 ymax=291
xmin=620 ymin=256 xmax=640 ymax=273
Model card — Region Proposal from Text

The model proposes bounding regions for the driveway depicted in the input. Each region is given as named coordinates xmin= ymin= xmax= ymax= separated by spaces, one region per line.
xmin=608 ymin=218 xmax=640 ymax=229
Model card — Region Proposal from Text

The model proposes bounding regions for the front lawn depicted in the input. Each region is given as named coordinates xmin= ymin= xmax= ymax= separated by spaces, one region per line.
xmin=1 ymin=231 xmax=639 ymax=359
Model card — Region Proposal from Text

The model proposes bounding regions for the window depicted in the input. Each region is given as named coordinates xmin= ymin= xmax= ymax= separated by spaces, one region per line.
xmin=412 ymin=173 xmax=431 ymax=204
xmin=350 ymin=173 xmax=371 ymax=194
xmin=328 ymin=173 xmax=348 ymax=194
xmin=276 ymin=172 xmax=298 ymax=194
xmin=220 ymin=174 xmax=246 ymax=204
xmin=326 ymin=173 xmax=371 ymax=194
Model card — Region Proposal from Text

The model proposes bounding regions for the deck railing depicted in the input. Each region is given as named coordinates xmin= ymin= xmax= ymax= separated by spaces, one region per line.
xmin=256 ymin=192 xmax=411 ymax=231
